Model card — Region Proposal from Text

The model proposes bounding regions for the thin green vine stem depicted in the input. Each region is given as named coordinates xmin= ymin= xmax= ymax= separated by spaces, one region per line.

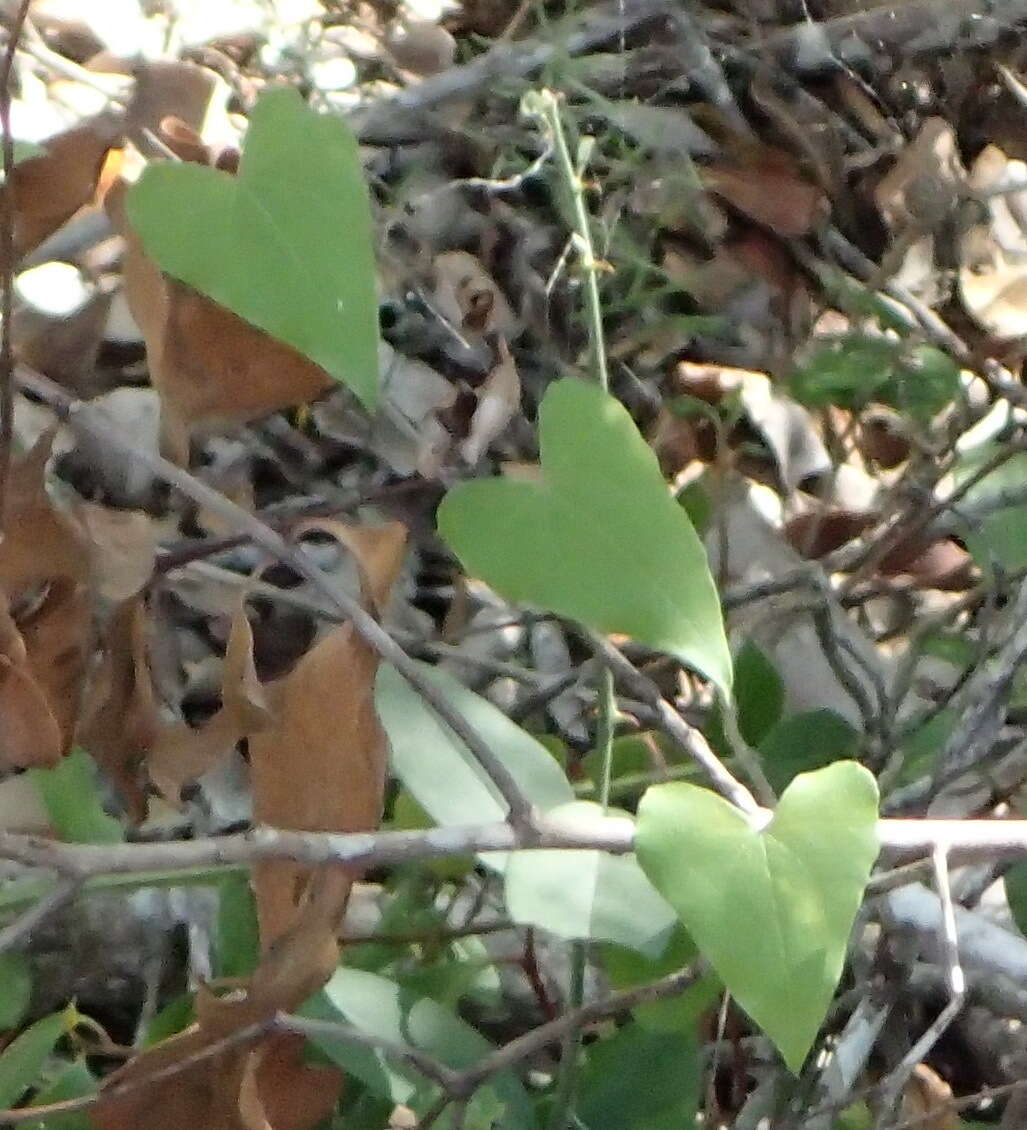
xmin=546 ymin=664 xmax=617 ymax=1130
xmin=526 ymin=89 xmax=609 ymax=391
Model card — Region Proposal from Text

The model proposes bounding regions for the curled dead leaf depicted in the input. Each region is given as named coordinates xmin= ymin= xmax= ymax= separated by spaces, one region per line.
xmin=460 ymin=338 xmax=521 ymax=464
xmin=78 ymin=501 xmax=157 ymax=603
xmin=95 ymin=882 xmax=344 ymax=1130
xmin=79 ymin=597 xmax=159 ymax=821
xmin=7 ymin=119 xmax=118 ymax=262
xmin=250 ymin=520 xmax=407 ymax=948
xmin=897 ymin=1063 xmax=958 ymax=1130
xmin=148 ymin=607 xmax=271 ymax=800
xmin=432 ymin=250 xmax=519 ymax=338
xmin=0 ymin=437 xmax=92 ymax=767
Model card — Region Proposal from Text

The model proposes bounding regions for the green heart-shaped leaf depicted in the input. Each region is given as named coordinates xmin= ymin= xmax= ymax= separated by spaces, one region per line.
xmin=126 ymin=87 xmax=379 ymax=408
xmin=635 ymin=762 xmax=879 ymax=1071
xmin=437 ymin=378 xmax=731 ymax=694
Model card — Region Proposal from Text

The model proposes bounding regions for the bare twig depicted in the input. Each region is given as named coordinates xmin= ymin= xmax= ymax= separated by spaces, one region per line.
xmin=0 ymin=877 xmax=80 ymax=954
xmin=588 ymin=632 xmax=761 ymax=814
xmin=0 ymin=816 xmax=1024 ymax=888
xmin=876 ymin=844 xmax=965 ymax=1126
xmin=16 ymin=365 xmax=535 ymax=830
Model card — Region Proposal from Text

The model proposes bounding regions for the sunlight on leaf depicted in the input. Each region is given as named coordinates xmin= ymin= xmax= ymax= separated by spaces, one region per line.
xmin=636 ymin=762 xmax=879 ymax=1071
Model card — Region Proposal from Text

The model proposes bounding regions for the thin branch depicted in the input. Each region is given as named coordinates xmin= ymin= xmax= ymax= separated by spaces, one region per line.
xmin=0 ymin=817 xmax=1026 ymax=881
xmin=588 ymin=632 xmax=761 ymax=814
xmin=0 ymin=0 xmax=32 ymax=530
xmin=275 ymin=1013 xmax=459 ymax=1092
xmin=16 ymin=365 xmax=535 ymax=830
xmin=449 ymin=965 xmax=702 ymax=1096
xmin=0 ymin=877 xmax=79 ymax=954
xmin=0 ymin=1018 xmax=274 ymax=1125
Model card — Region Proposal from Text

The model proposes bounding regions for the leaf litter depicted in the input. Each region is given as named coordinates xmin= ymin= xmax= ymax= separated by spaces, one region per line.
xmin=8 ymin=0 xmax=1027 ymax=1126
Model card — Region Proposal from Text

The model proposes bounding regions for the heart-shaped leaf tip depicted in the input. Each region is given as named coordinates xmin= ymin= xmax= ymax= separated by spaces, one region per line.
xmin=126 ymin=87 xmax=380 ymax=409
xmin=437 ymin=378 xmax=732 ymax=695
xmin=635 ymin=760 xmax=879 ymax=1071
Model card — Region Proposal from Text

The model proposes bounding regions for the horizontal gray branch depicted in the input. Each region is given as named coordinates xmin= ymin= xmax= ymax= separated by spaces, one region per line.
xmin=2 ymin=816 xmax=1027 ymax=879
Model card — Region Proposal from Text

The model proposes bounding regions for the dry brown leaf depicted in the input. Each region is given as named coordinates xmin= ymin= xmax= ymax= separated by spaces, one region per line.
xmin=95 ymin=877 xmax=344 ymax=1130
xmin=959 ymin=146 xmax=1027 ymax=337
xmin=898 ymin=1064 xmax=958 ymax=1130
xmin=77 ymin=501 xmax=157 ymax=602
xmin=702 ymin=146 xmax=828 ymax=237
xmin=0 ymin=438 xmax=92 ymax=766
xmin=126 ymin=60 xmax=232 ymax=157
xmin=431 ymin=250 xmax=519 ymax=338
xmin=0 ymin=434 xmax=90 ymax=594
xmin=148 ymin=608 xmax=271 ymax=799
xmin=874 ymin=117 xmax=963 ymax=231
xmin=250 ymin=521 xmax=407 ymax=948
xmin=8 ymin=119 xmax=118 ymax=262
xmin=386 ymin=18 xmax=457 ymax=77
xmin=79 ymin=596 xmax=159 ymax=821
xmin=105 ymin=175 xmax=333 ymax=462
xmin=460 ymin=338 xmax=521 ymax=464
xmin=18 ymin=577 xmax=92 ymax=758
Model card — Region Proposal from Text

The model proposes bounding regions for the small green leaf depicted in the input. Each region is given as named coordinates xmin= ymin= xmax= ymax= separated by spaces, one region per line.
xmin=215 ymin=873 xmax=259 ymax=978
xmin=789 ymin=335 xmax=957 ymax=421
xmin=302 ymin=967 xmax=532 ymax=1126
xmin=503 ymin=801 xmax=677 ymax=955
xmin=708 ymin=641 xmax=784 ymax=754
xmin=22 ymin=1059 xmax=95 ymax=1130
xmin=0 ymin=952 xmax=31 ymax=1029
xmin=757 ymin=709 xmax=858 ymax=793
xmin=437 ymin=379 xmax=732 ymax=695
xmin=377 ymin=662 xmax=573 ymax=871
xmin=141 ymin=993 xmax=195 ymax=1047
xmin=126 ymin=87 xmax=379 ymax=408
xmin=0 ymin=1009 xmax=73 ymax=1108
xmin=635 ymin=763 xmax=879 ymax=1071
xmin=953 ymin=445 xmax=1027 ymax=571
xmin=29 ymin=749 xmax=123 ymax=844
xmin=577 ymin=1024 xmax=699 ymax=1130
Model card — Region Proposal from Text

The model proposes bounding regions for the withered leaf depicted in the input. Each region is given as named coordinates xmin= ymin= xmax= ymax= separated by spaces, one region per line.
xmin=95 ymin=877 xmax=344 ymax=1130
xmin=250 ymin=521 xmax=407 ymax=948
xmin=78 ymin=596 xmax=158 ymax=821
xmin=8 ymin=119 xmax=118 ymax=262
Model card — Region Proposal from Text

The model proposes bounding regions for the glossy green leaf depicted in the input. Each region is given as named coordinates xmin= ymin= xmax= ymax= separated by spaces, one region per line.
xmin=503 ymin=801 xmax=677 ymax=955
xmin=757 ymin=709 xmax=858 ymax=793
xmin=301 ymin=967 xmax=532 ymax=1127
xmin=126 ymin=87 xmax=379 ymax=408
xmin=437 ymin=379 xmax=731 ymax=695
xmin=708 ymin=641 xmax=784 ymax=755
xmin=0 ymin=1009 xmax=73 ymax=1108
xmin=635 ymin=763 xmax=879 ymax=1071
xmin=29 ymin=749 xmax=123 ymax=844
xmin=577 ymin=1023 xmax=699 ymax=1130
xmin=0 ymin=952 xmax=31 ymax=1029
xmin=377 ymin=662 xmax=573 ymax=870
